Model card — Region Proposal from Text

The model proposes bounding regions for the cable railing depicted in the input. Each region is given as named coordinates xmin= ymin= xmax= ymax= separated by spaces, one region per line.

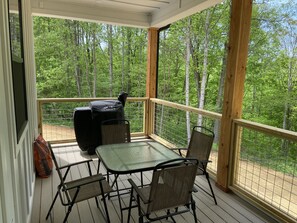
xmin=37 ymin=97 xmax=148 ymax=143
xmin=149 ymin=98 xmax=222 ymax=175
xmin=231 ymin=119 xmax=297 ymax=222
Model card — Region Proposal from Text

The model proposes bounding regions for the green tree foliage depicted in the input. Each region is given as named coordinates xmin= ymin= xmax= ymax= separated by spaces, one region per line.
xmin=34 ymin=18 xmax=147 ymax=98
xmin=244 ymin=1 xmax=297 ymax=130
xmin=156 ymin=0 xmax=296 ymax=174
xmin=157 ymin=0 xmax=297 ymax=131
xmin=158 ymin=1 xmax=230 ymax=110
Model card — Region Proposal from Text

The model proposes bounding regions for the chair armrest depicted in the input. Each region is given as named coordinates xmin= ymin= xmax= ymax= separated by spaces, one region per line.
xmin=59 ymin=159 xmax=93 ymax=170
xmin=199 ymin=160 xmax=212 ymax=165
xmin=169 ymin=147 xmax=188 ymax=151
xmin=65 ymin=174 xmax=106 ymax=190
xmin=169 ymin=147 xmax=188 ymax=156
xmin=198 ymin=160 xmax=212 ymax=172
xmin=128 ymin=179 xmax=150 ymax=204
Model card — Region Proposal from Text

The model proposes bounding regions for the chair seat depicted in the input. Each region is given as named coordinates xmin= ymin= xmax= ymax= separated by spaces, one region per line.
xmin=66 ymin=174 xmax=113 ymax=203
xmin=136 ymin=185 xmax=193 ymax=214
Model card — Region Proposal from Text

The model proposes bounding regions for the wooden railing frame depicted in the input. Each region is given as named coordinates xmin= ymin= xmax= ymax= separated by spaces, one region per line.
xmin=37 ymin=97 xmax=297 ymax=222
xmin=233 ymin=119 xmax=297 ymax=141
xmin=149 ymin=98 xmax=222 ymax=149
xmin=37 ymin=97 xmax=149 ymax=140
xmin=149 ymin=98 xmax=222 ymax=120
xmin=229 ymin=119 xmax=297 ymax=223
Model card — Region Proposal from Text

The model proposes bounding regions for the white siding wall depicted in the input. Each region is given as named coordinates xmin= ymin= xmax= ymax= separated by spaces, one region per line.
xmin=0 ymin=0 xmax=37 ymax=222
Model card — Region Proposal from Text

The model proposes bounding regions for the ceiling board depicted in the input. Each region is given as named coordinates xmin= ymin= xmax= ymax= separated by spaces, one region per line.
xmin=31 ymin=0 xmax=223 ymax=28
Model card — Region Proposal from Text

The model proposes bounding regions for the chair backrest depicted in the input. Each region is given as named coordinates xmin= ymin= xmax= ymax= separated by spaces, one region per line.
xmin=101 ymin=119 xmax=131 ymax=145
xmin=147 ymin=158 xmax=198 ymax=213
xmin=186 ymin=126 xmax=214 ymax=170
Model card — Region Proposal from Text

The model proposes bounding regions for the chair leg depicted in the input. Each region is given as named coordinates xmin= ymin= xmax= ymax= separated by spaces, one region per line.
xmin=191 ymin=196 xmax=198 ymax=223
xmin=168 ymin=211 xmax=176 ymax=223
xmin=170 ymin=216 xmax=176 ymax=223
xmin=98 ymin=181 xmax=111 ymax=223
xmin=95 ymin=197 xmax=99 ymax=208
xmin=127 ymin=188 xmax=134 ymax=223
xmin=63 ymin=203 xmax=74 ymax=223
xmin=166 ymin=209 xmax=170 ymax=220
xmin=140 ymin=172 xmax=143 ymax=187
xmin=97 ymin=159 xmax=101 ymax=174
xmin=101 ymin=194 xmax=110 ymax=223
xmin=205 ymin=172 xmax=217 ymax=205
xmin=191 ymin=195 xmax=198 ymax=223
xmin=45 ymin=190 xmax=59 ymax=219
xmin=87 ymin=161 xmax=92 ymax=176
xmin=136 ymin=195 xmax=143 ymax=223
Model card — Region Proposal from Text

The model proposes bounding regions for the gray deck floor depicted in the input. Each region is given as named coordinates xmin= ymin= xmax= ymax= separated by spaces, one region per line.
xmin=30 ymin=143 xmax=277 ymax=223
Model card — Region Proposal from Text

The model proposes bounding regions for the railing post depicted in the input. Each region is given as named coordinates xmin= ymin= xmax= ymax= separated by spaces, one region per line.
xmin=228 ymin=122 xmax=242 ymax=186
xmin=149 ymin=99 xmax=156 ymax=136
xmin=143 ymin=98 xmax=149 ymax=136
xmin=37 ymin=99 xmax=43 ymax=136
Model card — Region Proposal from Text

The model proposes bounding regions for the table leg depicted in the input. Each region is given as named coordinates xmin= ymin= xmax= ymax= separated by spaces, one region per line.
xmin=115 ymin=179 xmax=124 ymax=223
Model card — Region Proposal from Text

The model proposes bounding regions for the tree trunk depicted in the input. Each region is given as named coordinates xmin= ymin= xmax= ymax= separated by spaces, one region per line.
xmin=159 ymin=31 xmax=169 ymax=134
xmin=92 ymin=27 xmax=97 ymax=97
xmin=108 ymin=24 xmax=113 ymax=97
xmin=121 ymin=28 xmax=125 ymax=91
xmin=185 ymin=18 xmax=192 ymax=143
xmin=73 ymin=21 xmax=82 ymax=97
xmin=214 ymin=41 xmax=227 ymax=143
xmin=198 ymin=10 xmax=211 ymax=126
xmin=84 ymin=27 xmax=92 ymax=97
xmin=127 ymin=29 xmax=132 ymax=93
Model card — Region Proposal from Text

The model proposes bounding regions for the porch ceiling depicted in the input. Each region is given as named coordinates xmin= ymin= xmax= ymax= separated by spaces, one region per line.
xmin=30 ymin=0 xmax=223 ymax=28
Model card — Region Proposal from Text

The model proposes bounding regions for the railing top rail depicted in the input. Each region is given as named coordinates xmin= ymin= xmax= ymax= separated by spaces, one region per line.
xmin=37 ymin=97 xmax=149 ymax=103
xmin=234 ymin=118 xmax=297 ymax=142
xmin=150 ymin=98 xmax=222 ymax=120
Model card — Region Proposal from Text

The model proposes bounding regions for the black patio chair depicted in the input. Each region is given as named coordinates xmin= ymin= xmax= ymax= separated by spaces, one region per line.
xmin=175 ymin=126 xmax=217 ymax=205
xmin=46 ymin=143 xmax=113 ymax=223
xmin=127 ymin=158 xmax=199 ymax=223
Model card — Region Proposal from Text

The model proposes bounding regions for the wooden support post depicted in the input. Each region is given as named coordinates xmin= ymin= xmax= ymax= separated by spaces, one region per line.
xmin=216 ymin=0 xmax=252 ymax=191
xmin=146 ymin=27 xmax=158 ymax=98
xmin=146 ymin=28 xmax=158 ymax=135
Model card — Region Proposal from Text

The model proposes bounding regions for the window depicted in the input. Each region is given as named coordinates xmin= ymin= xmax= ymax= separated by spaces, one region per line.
xmin=8 ymin=0 xmax=28 ymax=142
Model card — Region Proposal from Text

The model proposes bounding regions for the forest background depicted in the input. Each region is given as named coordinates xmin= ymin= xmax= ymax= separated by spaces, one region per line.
xmin=34 ymin=0 xmax=296 ymax=175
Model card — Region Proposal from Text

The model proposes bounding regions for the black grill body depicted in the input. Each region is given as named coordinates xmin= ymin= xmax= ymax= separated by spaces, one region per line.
xmin=73 ymin=93 xmax=127 ymax=154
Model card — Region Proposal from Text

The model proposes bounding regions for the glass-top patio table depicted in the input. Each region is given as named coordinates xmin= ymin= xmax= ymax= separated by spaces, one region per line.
xmin=96 ymin=141 xmax=180 ymax=174
xmin=95 ymin=140 xmax=181 ymax=222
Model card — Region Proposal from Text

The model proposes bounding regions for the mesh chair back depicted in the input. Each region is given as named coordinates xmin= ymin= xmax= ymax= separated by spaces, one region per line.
xmin=147 ymin=159 xmax=198 ymax=213
xmin=186 ymin=126 xmax=214 ymax=172
xmin=101 ymin=119 xmax=131 ymax=145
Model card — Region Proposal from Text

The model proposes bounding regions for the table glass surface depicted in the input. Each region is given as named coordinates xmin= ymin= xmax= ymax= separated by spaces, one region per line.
xmin=96 ymin=141 xmax=180 ymax=174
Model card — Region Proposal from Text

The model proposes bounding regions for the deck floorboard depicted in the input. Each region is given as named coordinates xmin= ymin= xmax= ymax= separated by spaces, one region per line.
xmin=31 ymin=143 xmax=276 ymax=223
